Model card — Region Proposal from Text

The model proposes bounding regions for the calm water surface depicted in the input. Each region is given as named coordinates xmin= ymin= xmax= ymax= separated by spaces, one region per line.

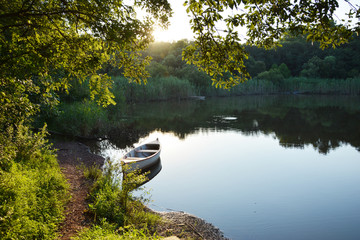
xmin=91 ymin=95 xmax=360 ymax=240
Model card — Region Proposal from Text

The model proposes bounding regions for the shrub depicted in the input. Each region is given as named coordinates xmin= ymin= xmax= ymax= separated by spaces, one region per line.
xmin=257 ymin=68 xmax=285 ymax=86
xmin=86 ymin=162 xmax=161 ymax=238
xmin=112 ymin=76 xmax=195 ymax=102
xmin=49 ymin=100 xmax=109 ymax=137
xmin=73 ymin=221 xmax=161 ymax=240
xmin=84 ymin=164 xmax=103 ymax=181
xmin=0 ymin=124 xmax=69 ymax=239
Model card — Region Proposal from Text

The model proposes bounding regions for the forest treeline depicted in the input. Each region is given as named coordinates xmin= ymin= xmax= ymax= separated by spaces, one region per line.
xmin=93 ymin=34 xmax=360 ymax=103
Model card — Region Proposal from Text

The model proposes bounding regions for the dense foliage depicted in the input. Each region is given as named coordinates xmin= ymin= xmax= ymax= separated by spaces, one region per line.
xmin=78 ymin=163 xmax=161 ymax=239
xmin=0 ymin=124 xmax=69 ymax=239
xmin=0 ymin=1 xmax=171 ymax=239
xmin=110 ymin=36 xmax=360 ymax=98
xmin=184 ymin=0 xmax=359 ymax=87
xmin=0 ymin=0 xmax=171 ymax=111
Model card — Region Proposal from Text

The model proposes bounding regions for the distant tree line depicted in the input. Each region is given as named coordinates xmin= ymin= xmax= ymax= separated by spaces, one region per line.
xmin=98 ymin=35 xmax=360 ymax=98
xmin=245 ymin=35 xmax=360 ymax=79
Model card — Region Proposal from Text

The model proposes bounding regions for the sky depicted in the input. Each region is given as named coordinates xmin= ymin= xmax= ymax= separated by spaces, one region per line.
xmin=152 ymin=0 xmax=193 ymax=42
xmin=152 ymin=0 xmax=357 ymax=43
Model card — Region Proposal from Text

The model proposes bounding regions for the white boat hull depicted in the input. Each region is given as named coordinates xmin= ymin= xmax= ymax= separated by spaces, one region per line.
xmin=120 ymin=139 xmax=161 ymax=171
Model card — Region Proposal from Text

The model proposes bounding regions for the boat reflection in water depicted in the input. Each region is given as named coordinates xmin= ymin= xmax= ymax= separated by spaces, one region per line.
xmin=140 ymin=158 xmax=162 ymax=185
xmin=122 ymin=158 xmax=162 ymax=188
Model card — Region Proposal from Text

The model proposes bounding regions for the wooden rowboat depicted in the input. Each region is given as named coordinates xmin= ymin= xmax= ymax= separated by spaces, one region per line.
xmin=120 ymin=139 xmax=161 ymax=171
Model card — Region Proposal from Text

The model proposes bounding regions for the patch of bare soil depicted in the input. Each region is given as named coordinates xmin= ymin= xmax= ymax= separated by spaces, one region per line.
xmin=54 ymin=141 xmax=104 ymax=240
xmin=54 ymin=140 xmax=229 ymax=240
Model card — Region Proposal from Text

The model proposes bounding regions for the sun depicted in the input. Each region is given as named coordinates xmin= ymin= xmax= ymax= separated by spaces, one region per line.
xmin=152 ymin=18 xmax=194 ymax=42
xmin=152 ymin=27 xmax=173 ymax=42
xmin=151 ymin=1 xmax=193 ymax=42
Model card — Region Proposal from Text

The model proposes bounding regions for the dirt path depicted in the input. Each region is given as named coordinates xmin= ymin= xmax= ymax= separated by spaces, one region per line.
xmin=54 ymin=141 xmax=104 ymax=240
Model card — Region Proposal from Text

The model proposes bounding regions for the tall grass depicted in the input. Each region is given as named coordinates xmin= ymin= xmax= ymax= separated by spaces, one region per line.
xmin=49 ymin=100 xmax=109 ymax=138
xmin=81 ymin=162 xmax=161 ymax=239
xmin=201 ymin=79 xmax=279 ymax=97
xmin=73 ymin=221 xmax=162 ymax=240
xmin=281 ymin=77 xmax=360 ymax=94
xmin=0 ymin=124 xmax=69 ymax=239
xmin=220 ymin=77 xmax=360 ymax=96
xmin=112 ymin=76 xmax=195 ymax=102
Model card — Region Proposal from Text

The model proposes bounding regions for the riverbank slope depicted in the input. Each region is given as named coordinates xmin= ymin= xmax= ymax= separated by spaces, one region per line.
xmin=54 ymin=140 xmax=228 ymax=240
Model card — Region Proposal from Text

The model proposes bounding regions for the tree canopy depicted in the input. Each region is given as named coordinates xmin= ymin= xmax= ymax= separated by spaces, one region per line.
xmin=184 ymin=0 xmax=360 ymax=88
xmin=0 ymin=0 xmax=171 ymax=130
xmin=1 ymin=0 xmax=360 ymax=129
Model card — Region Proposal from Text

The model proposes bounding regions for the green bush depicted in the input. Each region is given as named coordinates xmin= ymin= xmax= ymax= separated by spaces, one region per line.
xmin=84 ymin=164 xmax=103 ymax=181
xmin=153 ymin=76 xmax=195 ymax=100
xmin=88 ymin=163 xmax=149 ymax=224
xmin=73 ymin=221 xmax=161 ymax=240
xmin=112 ymin=76 xmax=195 ymax=102
xmin=49 ymin=100 xmax=109 ymax=137
xmin=257 ymin=68 xmax=285 ymax=86
xmin=88 ymin=175 xmax=125 ymax=225
xmin=86 ymin=162 xmax=161 ymax=238
xmin=0 ymin=124 xmax=69 ymax=239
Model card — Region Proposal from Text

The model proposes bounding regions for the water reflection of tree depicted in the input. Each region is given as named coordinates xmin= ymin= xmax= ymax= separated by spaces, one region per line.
xmin=260 ymin=106 xmax=359 ymax=154
xmin=107 ymin=96 xmax=360 ymax=154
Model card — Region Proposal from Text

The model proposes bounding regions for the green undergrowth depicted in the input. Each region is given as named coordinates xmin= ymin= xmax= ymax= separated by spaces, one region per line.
xmin=0 ymin=124 xmax=69 ymax=239
xmin=83 ymin=164 xmax=103 ymax=181
xmin=76 ymin=162 xmax=162 ymax=239
xmin=73 ymin=221 xmax=161 ymax=240
xmin=96 ymin=76 xmax=360 ymax=103
xmin=112 ymin=76 xmax=195 ymax=102
xmin=48 ymin=100 xmax=109 ymax=138
xmin=205 ymin=77 xmax=360 ymax=96
xmin=280 ymin=77 xmax=360 ymax=94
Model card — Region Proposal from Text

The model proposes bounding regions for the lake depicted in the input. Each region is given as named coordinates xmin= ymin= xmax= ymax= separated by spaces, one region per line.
xmin=89 ymin=95 xmax=360 ymax=240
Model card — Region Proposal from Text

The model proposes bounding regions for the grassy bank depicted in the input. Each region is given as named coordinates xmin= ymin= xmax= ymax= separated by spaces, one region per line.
xmin=74 ymin=162 xmax=226 ymax=239
xmin=112 ymin=75 xmax=360 ymax=99
xmin=0 ymin=124 xmax=188 ymax=239
xmin=0 ymin=124 xmax=204 ymax=239
xmin=74 ymin=164 xmax=163 ymax=239
xmin=203 ymin=77 xmax=360 ymax=97
xmin=47 ymin=100 xmax=109 ymax=138
xmin=281 ymin=77 xmax=360 ymax=95
xmin=112 ymin=76 xmax=195 ymax=103
xmin=0 ymin=125 xmax=69 ymax=239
